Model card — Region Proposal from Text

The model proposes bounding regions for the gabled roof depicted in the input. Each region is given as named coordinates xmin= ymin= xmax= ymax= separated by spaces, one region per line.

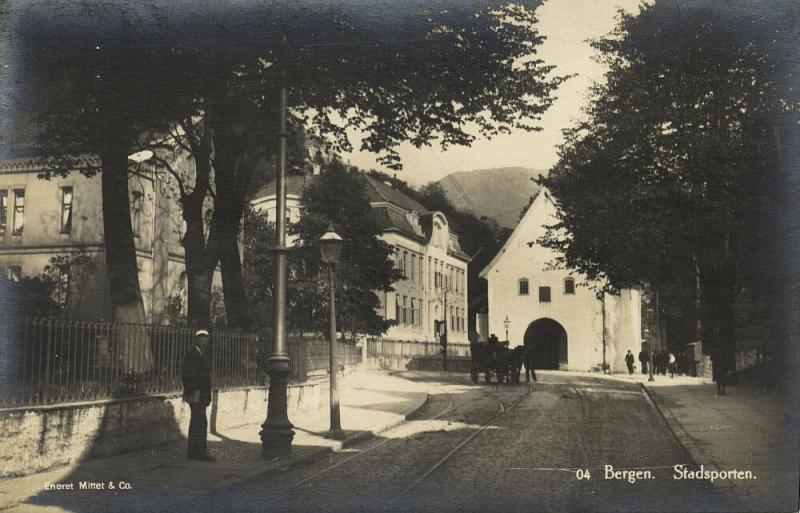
xmin=362 ymin=174 xmax=428 ymax=214
xmin=479 ymin=187 xmax=553 ymax=279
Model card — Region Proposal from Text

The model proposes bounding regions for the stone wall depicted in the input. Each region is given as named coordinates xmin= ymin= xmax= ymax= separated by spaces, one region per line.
xmin=0 ymin=379 xmax=322 ymax=477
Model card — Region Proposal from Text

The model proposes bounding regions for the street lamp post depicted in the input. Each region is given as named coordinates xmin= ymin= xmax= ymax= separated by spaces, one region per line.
xmin=504 ymin=316 xmax=510 ymax=343
xmin=320 ymin=225 xmax=345 ymax=440
xmin=261 ymin=59 xmax=294 ymax=457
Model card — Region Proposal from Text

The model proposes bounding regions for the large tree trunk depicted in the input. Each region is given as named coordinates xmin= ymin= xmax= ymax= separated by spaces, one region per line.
xmin=218 ymin=215 xmax=250 ymax=328
xmin=182 ymin=189 xmax=217 ymax=329
xmin=99 ymin=147 xmax=152 ymax=372
xmin=210 ymin=97 xmax=272 ymax=329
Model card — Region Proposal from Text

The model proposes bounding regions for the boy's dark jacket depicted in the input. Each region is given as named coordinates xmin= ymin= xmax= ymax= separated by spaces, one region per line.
xmin=182 ymin=346 xmax=212 ymax=406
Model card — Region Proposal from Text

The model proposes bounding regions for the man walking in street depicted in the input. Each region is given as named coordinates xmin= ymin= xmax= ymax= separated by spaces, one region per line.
xmin=625 ymin=350 xmax=635 ymax=375
xmin=638 ymin=348 xmax=649 ymax=374
xmin=182 ymin=329 xmax=215 ymax=461
xmin=669 ymin=351 xmax=676 ymax=378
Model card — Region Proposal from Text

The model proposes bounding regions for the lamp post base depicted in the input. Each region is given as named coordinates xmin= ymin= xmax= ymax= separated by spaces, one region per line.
xmin=260 ymin=360 xmax=295 ymax=458
xmin=326 ymin=429 xmax=346 ymax=441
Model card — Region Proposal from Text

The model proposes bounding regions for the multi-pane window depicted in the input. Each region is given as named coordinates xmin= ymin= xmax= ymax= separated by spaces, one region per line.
xmin=564 ymin=277 xmax=576 ymax=295
xmin=60 ymin=187 xmax=73 ymax=234
xmin=402 ymin=296 xmax=408 ymax=325
xmin=410 ymin=253 xmax=415 ymax=282
xmin=12 ymin=189 xmax=24 ymax=235
xmin=395 ymin=294 xmax=401 ymax=323
xmin=0 ymin=190 xmax=7 ymax=234
xmin=539 ymin=286 xmax=551 ymax=303
xmin=518 ymin=278 xmax=529 ymax=295
xmin=410 ymin=297 xmax=416 ymax=326
xmin=131 ymin=191 xmax=144 ymax=237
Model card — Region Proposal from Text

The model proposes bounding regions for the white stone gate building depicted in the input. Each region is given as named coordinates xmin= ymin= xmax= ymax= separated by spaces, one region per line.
xmin=479 ymin=188 xmax=641 ymax=373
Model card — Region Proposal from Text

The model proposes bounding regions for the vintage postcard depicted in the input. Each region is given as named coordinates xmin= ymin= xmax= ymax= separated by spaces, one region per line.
xmin=0 ymin=0 xmax=797 ymax=512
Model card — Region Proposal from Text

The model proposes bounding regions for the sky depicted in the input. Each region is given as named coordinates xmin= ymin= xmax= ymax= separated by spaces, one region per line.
xmin=342 ymin=0 xmax=644 ymax=187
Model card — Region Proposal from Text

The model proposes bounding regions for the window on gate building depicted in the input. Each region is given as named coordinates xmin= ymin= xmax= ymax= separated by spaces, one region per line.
xmin=564 ymin=277 xmax=575 ymax=295
xmin=60 ymin=186 xmax=73 ymax=234
xmin=12 ymin=189 xmax=24 ymax=235
xmin=539 ymin=286 xmax=551 ymax=303
xmin=410 ymin=297 xmax=416 ymax=326
xmin=518 ymin=278 xmax=529 ymax=295
xmin=0 ymin=190 xmax=7 ymax=234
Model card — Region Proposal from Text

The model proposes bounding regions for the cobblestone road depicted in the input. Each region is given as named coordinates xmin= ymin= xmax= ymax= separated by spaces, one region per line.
xmin=205 ymin=372 xmax=731 ymax=513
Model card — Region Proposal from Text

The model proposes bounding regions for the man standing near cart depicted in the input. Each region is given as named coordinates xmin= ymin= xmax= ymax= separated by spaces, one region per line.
xmin=182 ymin=329 xmax=215 ymax=462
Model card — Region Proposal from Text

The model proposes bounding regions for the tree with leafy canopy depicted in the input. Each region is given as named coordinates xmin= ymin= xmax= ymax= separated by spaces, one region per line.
xmin=290 ymin=162 xmax=403 ymax=337
xmin=6 ymin=0 xmax=565 ymax=330
xmin=540 ymin=3 xmax=798 ymax=379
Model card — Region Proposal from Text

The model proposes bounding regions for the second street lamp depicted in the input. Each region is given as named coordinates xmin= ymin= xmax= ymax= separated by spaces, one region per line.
xmin=320 ymin=225 xmax=345 ymax=440
xmin=504 ymin=316 xmax=510 ymax=343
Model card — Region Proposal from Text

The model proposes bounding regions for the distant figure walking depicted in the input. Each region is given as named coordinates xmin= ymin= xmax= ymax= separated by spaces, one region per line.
xmin=182 ymin=329 xmax=215 ymax=462
xmin=638 ymin=349 xmax=649 ymax=374
xmin=625 ymin=350 xmax=635 ymax=375
xmin=669 ymin=351 xmax=676 ymax=378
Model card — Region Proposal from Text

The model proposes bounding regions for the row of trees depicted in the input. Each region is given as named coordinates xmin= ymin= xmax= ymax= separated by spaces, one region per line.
xmin=540 ymin=3 xmax=798 ymax=378
xmin=10 ymin=1 xmax=564 ymax=330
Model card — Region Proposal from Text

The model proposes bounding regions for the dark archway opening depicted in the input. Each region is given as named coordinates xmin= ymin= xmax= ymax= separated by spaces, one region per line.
xmin=523 ymin=318 xmax=568 ymax=370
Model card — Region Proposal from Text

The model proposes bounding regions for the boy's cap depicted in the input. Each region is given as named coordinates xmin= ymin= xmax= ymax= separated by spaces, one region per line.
xmin=195 ymin=329 xmax=210 ymax=337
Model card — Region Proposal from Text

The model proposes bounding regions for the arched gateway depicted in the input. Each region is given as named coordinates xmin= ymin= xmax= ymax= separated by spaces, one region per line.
xmin=523 ymin=318 xmax=568 ymax=370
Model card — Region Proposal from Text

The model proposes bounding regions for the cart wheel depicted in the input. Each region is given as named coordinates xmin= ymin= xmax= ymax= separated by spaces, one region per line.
xmin=470 ymin=365 xmax=479 ymax=384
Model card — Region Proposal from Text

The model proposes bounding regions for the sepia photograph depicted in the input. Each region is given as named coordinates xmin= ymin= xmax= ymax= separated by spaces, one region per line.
xmin=0 ymin=0 xmax=798 ymax=512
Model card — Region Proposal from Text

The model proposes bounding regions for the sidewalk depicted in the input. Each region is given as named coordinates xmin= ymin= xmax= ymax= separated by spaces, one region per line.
xmin=0 ymin=370 xmax=431 ymax=512
xmin=640 ymin=375 xmax=799 ymax=512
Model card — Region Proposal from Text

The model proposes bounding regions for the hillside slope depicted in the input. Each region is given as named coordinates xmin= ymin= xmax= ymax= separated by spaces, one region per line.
xmin=437 ymin=167 xmax=547 ymax=229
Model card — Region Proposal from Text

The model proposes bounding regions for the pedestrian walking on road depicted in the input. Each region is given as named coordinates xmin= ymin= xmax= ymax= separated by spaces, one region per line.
xmin=669 ymin=351 xmax=676 ymax=378
xmin=711 ymin=348 xmax=727 ymax=396
xmin=638 ymin=349 xmax=649 ymax=374
xmin=182 ymin=329 xmax=215 ymax=462
xmin=625 ymin=350 xmax=635 ymax=375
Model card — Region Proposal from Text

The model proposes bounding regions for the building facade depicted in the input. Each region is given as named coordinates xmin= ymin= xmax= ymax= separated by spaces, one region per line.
xmin=251 ymin=172 xmax=471 ymax=346
xmin=479 ymin=189 xmax=641 ymax=373
xmin=0 ymin=156 xmax=195 ymax=323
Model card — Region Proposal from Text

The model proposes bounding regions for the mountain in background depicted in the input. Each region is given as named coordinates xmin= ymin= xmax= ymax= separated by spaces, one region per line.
xmin=436 ymin=167 xmax=548 ymax=229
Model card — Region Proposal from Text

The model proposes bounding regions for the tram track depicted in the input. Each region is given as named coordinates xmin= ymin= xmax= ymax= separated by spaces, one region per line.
xmin=264 ymin=379 xmax=531 ymax=505
xmin=388 ymin=384 xmax=532 ymax=506
xmin=263 ymin=378 xmax=461 ymax=500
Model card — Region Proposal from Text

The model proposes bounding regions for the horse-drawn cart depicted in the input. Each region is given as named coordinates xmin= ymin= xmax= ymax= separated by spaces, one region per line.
xmin=469 ymin=338 xmax=536 ymax=385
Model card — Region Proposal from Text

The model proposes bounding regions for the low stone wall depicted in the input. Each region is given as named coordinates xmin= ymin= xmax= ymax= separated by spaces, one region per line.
xmin=0 ymin=380 xmax=322 ymax=477
xmin=366 ymin=355 xmax=473 ymax=373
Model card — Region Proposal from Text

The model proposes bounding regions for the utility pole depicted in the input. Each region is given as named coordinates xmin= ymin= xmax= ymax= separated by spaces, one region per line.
xmin=260 ymin=38 xmax=294 ymax=456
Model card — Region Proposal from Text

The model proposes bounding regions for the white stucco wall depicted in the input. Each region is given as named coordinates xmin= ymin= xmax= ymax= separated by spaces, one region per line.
xmin=481 ymin=189 xmax=640 ymax=373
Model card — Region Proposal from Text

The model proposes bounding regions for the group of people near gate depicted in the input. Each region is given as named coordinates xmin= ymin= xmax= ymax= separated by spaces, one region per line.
xmin=624 ymin=347 xmax=693 ymax=377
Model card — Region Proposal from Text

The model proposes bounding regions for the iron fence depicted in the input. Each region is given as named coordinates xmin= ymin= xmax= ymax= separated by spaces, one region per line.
xmin=0 ymin=318 xmax=362 ymax=408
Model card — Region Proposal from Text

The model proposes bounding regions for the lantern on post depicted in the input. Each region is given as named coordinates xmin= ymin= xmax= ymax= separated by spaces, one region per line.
xmin=320 ymin=224 xmax=345 ymax=439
